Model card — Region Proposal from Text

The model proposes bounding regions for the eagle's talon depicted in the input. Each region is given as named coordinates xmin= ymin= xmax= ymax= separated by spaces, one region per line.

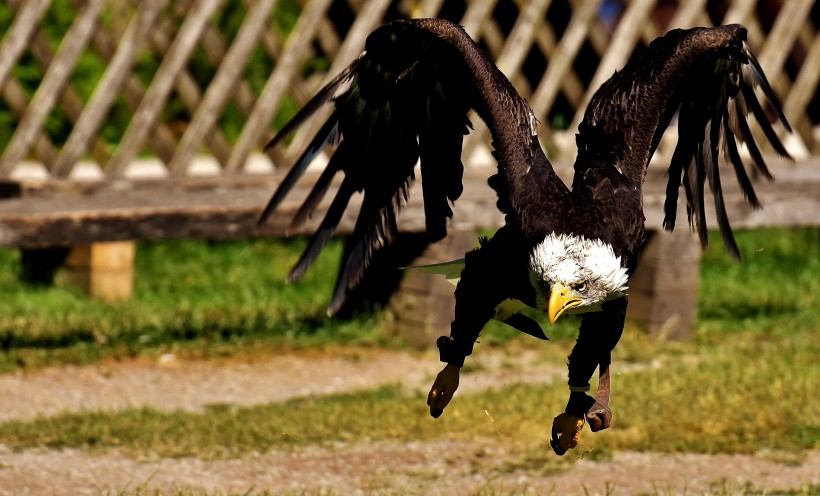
xmin=550 ymin=425 xmax=567 ymax=455
xmin=550 ymin=412 xmax=584 ymax=455
xmin=586 ymin=402 xmax=612 ymax=432
xmin=427 ymin=363 xmax=460 ymax=418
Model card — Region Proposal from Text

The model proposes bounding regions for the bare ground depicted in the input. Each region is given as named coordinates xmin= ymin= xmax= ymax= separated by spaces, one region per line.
xmin=0 ymin=348 xmax=817 ymax=495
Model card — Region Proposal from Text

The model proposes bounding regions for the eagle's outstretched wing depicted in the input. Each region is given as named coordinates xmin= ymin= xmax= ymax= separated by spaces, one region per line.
xmin=662 ymin=26 xmax=791 ymax=257
xmin=573 ymin=24 xmax=791 ymax=258
xmin=260 ymin=18 xmax=560 ymax=315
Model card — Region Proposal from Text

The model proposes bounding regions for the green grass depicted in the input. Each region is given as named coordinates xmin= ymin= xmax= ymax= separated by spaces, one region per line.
xmin=0 ymin=238 xmax=391 ymax=371
xmin=0 ymin=228 xmax=817 ymax=371
xmin=0 ymin=228 xmax=817 ymax=487
xmin=698 ymin=227 xmax=820 ymax=336
xmin=0 ymin=326 xmax=816 ymax=458
xmin=2 ymin=227 xmax=816 ymax=371
xmin=0 ymin=239 xmax=580 ymax=371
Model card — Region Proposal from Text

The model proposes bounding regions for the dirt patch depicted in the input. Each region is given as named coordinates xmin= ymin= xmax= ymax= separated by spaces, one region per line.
xmin=0 ymin=349 xmax=442 ymax=421
xmin=0 ymin=443 xmax=818 ymax=495
xmin=0 ymin=348 xmax=817 ymax=495
xmin=0 ymin=347 xmax=565 ymax=421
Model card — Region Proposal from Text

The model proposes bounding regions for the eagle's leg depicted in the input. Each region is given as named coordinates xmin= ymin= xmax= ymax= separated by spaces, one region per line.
xmin=551 ymin=359 xmax=612 ymax=454
xmin=427 ymin=226 xmax=533 ymax=418
xmin=551 ymin=297 xmax=626 ymax=454
xmin=586 ymin=359 xmax=613 ymax=432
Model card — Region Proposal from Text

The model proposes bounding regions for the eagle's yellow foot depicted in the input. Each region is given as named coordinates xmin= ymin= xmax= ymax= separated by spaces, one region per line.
xmin=550 ymin=412 xmax=585 ymax=455
xmin=427 ymin=363 xmax=460 ymax=418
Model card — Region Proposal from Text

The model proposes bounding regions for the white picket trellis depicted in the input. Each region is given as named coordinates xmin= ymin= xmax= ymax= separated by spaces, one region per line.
xmin=0 ymin=0 xmax=816 ymax=180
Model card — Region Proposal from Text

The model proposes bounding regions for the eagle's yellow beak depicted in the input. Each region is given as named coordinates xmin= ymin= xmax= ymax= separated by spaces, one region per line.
xmin=547 ymin=283 xmax=583 ymax=325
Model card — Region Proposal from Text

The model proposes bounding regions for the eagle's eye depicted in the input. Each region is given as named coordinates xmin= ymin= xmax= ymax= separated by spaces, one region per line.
xmin=574 ymin=281 xmax=588 ymax=293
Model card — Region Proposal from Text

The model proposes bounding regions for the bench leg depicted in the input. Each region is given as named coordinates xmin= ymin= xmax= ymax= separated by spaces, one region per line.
xmin=62 ymin=241 xmax=136 ymax=302
xmin=626 ymin=229 xmax=702 ymax=340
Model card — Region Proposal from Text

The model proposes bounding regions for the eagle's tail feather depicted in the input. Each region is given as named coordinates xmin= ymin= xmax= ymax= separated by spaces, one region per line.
xmin=404 ymin=258 xmax=466 ymax=284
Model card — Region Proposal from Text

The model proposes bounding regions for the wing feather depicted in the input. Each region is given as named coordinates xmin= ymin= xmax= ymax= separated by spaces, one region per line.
xmin=286 ymin=177 xmax=357 ymax=284
xmin=706 ymin=114 xmax=740 ymax=258
xmin=417 ymin=85 xmax=469 ymax=241
xmin=674 ymin=27 xmax=791 ymax=258
xmin=328 ymin=176 xmax=413 ymax=315
xmin=722 ymin=107 xmax=760 ymax=208
xmin=742 ymin=44 xmax=791 ymax=131
xmin=577 ymin=24 xmax=790 ymax=258
xmin=693 ymin=140 xmax=708 ymax=246
xmin=258 ymin=117 xmax=340 ymax=225
xmin=733 ymin=93 xmax=775 ymax=180
xmin=264 ymin=61 xmax=359 ymax=151
xmin=286 ymin=145 xmax=349 ymax=234
xmin=675 ymin=27 xmax=791 ymax=257
xmin=740 ymin=84 xmax=790 ymax=158
xmin=663 ymin=106 xmax=697 ymax=231
xmin=260 ymin=18 xmax=558 ymax=315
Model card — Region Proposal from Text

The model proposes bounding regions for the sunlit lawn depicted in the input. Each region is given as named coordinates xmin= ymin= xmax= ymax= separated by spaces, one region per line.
xmin=0 ymin=238 xmax=387 ymax=371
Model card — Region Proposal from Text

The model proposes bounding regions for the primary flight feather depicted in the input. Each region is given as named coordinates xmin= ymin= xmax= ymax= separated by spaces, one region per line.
xmin=259 ymin=19 xmax=791 ymax=455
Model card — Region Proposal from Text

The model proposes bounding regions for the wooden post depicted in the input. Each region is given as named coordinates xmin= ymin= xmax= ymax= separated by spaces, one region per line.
xmin=626 ymin=229 xmax=702 ymax=340
xmin=60 ymin=241 xmax=136 ymax=302
xmin=389 ymin=230 xmax=478 ymax=350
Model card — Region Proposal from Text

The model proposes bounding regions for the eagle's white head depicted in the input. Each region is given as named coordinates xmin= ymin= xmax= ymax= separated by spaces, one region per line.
xmin=529 ymin=233 xmax=629 ymax=324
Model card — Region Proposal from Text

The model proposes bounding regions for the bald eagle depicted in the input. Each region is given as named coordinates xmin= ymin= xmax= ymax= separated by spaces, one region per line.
xmin=259 ymin=19 xmax=791 ymax=455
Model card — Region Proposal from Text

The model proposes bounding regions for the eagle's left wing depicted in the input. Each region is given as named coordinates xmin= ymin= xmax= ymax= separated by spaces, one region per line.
xmin=258 ymin=19 xmax=559 ymax=316
xmin=573 ymin=25 xmax=791 ymax=258
xmin=259 ymin=22 xmax=472 ymax=316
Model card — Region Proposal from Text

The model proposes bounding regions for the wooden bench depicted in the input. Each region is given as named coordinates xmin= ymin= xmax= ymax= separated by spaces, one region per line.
xmin=1 ymin=156 xmax=815 ymax=343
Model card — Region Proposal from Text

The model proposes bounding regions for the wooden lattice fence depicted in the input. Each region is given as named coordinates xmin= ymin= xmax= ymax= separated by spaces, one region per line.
xmin=0 ymin=0 xmax=817 ymax=181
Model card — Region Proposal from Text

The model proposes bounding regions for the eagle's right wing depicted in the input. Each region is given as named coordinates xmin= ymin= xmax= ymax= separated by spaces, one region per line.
xmin=259 ymin=19 xmax=557 ymax=315
xmin=660 ymin=25 xmax=792 ymax=257
xmin=573 ymin=25 xmax=791 ymax=259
